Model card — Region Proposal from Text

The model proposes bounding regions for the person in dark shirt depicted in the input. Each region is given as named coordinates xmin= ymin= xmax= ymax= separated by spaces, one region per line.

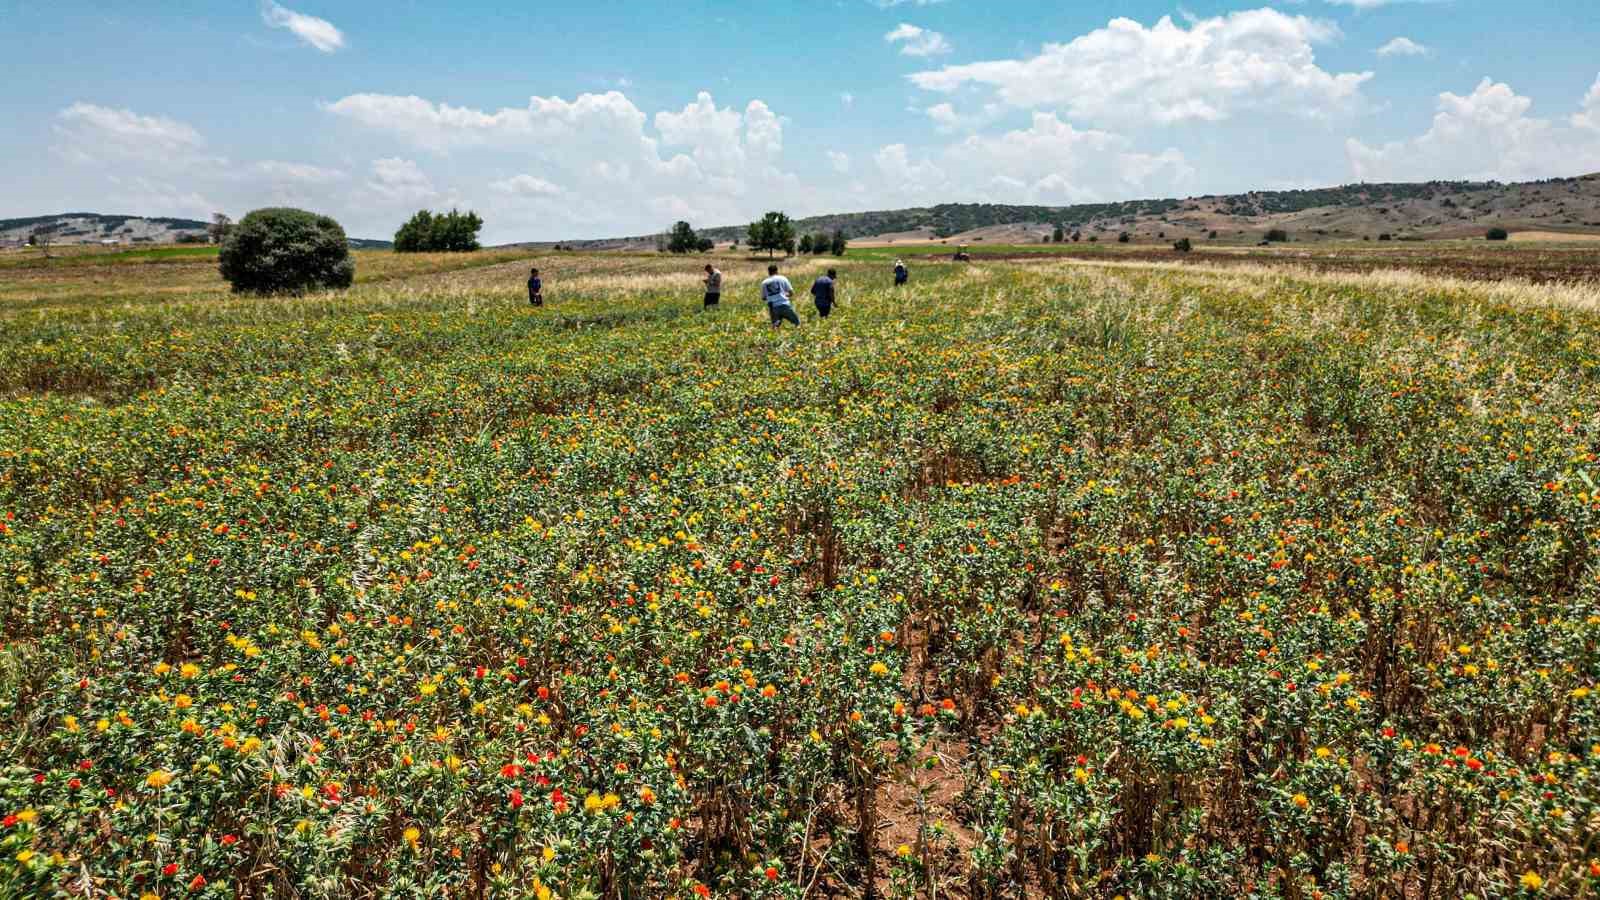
xmin=810 ymin=268 xmax=838 ymax=318
xmin=893 ymin=259 xmax=908 ymax=287
xmin=527 ymin=267 xmax=543 ymax=306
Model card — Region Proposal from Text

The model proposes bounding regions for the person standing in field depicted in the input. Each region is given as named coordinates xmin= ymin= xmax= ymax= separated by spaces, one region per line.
xmin=810 ymin=268 xmax=838 ymax=318
xmin=893 ymin=259 xmax=908 ymax=287
xmin=703 ymin=264 xmax=722 ymax=308
xmin=527 ymin=267 xmax=543 ymax=306
xmin=760 ymin=264 xmax=800 ymax=328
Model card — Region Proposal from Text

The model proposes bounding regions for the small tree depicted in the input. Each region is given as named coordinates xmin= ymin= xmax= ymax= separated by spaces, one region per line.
xmin=209 ymin=213 xmax=234 ymax=245
xmin=1208 ymin=230 xmax=1218 ymax=240
xmin=1118 ymin=232 xmax=1130 ymax=243
xmin=1486 ymin=227 xmax=1509 ymax=241
xmin=829 ymin=230 xmax=848 ymax=256
xmin=1052 ymin=225 xmax=1065 ymax=243
xmin=1071 ymin=231 xmax=1081 ymax=243
xmin=667 ymin=221 xmax=700 ymax=254
xmin=219 ymin=207 xmax=354 ymax=294
xmin=1172 ymin=238 xmax=1193 ymax=253
xmin=747 ymin=211 xmax=795 ymax=259
xmin=696 ymin=236 xmax=715 ymax=253
xmin=798 ymin=234 xmax=814 ymax=254
xmin=1264 ymin=228 xmax=1289 ymax=243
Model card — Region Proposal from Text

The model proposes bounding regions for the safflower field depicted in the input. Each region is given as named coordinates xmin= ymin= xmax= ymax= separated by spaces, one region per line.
xmin=3 ymin=248 xmax=1600 ymax=899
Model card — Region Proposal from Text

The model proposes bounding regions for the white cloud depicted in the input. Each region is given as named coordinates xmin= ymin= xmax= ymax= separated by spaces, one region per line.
xmin=262 ymin=1 xmax=345 ymax=53
xmin=872 ymin=113 xmax=1192 ymax=206
xmin=323 ymin=91 xmax=649 ymax=154
xmin=367 ymin=158 xmax=437 ymax=203
xmin=490 ymin=174 xmax=562 ymax=196
xmin=1346 ymin=76 xmax=1600 ymax=182
xmin=909 ymin=8 xmax=1370 ymax=124
xmin=885 ymin=23 xmax=951 ymax=57
xmin=840 ymin=92 xmax=855 ymax=108
xmin=826 ymin=151 xmax=851 ymax=174
xmin=255 ymin=160 xmax=346 ymax=184
xmin=55 ymin=103 xmax=208 ymax=163
xmin=1575 ymin=74 xmax=1600 ymax=131
xmin=1376 ymin=37 xmax=1428 ymax=57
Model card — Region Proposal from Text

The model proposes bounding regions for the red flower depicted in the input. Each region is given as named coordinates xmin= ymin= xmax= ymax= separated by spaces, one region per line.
xmin=501 ymin=763 xmax=523 ymax=778
xmin=509 ymin=788 xmax=524 ymax=809
xmin=220 ymin=834 xmax=239 ymax=846
xmin=537 ymin=686 xmax=550 ymax=700
xmin=765 ymin=866 xmax=779 ymax=880
xmin=163 ymin=862 xmax=179 ymax=877
xmin=189 ymin=874 xmax=207 ymax=890
xmin=693 ymin=885 xmax=711 ymax=898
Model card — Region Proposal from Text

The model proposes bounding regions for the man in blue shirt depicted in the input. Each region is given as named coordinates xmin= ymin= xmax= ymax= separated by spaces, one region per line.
xmin=760 ymin=264 xmax=800 ymax=327
xmin=527 ymin=267 xmax=543 ymax=307
xmin=810 ymin=268 xmax=838 ymax=318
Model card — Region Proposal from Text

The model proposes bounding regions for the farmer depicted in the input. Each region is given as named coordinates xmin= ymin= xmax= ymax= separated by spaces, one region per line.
xmin=760 ymin=264 xmax=800 ymax=328
xmin=810 ymin=268 xmax=838 ymax=318
xmin=893 ymin=259 xmax=908 ymax=287
xmin=703 ymin=264 xmax=722 ymax=308
xmin=527 ymin=267 xmax=543 ymax=307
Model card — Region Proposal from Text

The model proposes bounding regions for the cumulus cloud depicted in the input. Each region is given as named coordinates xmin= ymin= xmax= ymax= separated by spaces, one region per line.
xmin=885 ymin=23 xmax=952 ymax=57
xmin=490 ymin=174 xmax=562 ymax=196
xmin=1346 ymin=76 xmax=1600 ymax=182
xmin=254 ymin=160 xmax=346 ymax=184
xmin=1376 ymin=37 xmax=1428 ymax=57
xmin=872 ymin=113 xmax=1192 ymax=205
xmin=366 ymin=158 xmax=437 ymax=203
xmin=55 ymin=103 xmax=209 ymax=164
xmin=908 ymin=8 xmax=1370 ymax=124
xmin=826 ymin=151 xmax=851 ymax=174
xmin=1575 ymin=75 xmax=1600 ymax=131
xmin=262 ymin=2 xmax=345 ymax=52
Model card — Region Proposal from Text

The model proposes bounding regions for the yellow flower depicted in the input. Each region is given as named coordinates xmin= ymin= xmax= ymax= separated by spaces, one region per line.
xmin=403 ymin=826 xmax=422 ymax=847
xmin=180 ymin=662 xmax=201 ymax=678
xmin=542 ymin=845 xmax=556 ymax=862
xmin=153 ymin=662 xmax=171 ymax=676
xmin=1520 ymin=871 xmax=1543 ymax=890
xmin=15 ymin=850 xmax=35 ymax=864
xmin=146 ymin=770 xmax=174 ymax=790
xmin=1292 ymin=793 xmax=1309 ymax=809
xmin=896 ymin=843 xmax=913 ymax=858
xmin=869 ymin=662 xmax=889 ymax=676
xmin=16 ymin=808 xmax=38 ymax=824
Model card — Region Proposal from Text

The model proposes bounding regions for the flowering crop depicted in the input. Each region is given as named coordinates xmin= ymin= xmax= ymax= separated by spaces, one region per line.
xmin=1 ymin=251 xmax=1599 ymax=897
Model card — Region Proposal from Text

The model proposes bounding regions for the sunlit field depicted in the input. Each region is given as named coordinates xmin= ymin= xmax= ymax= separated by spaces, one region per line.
xmin=3 ymin=248 xmax=1600 ymax=898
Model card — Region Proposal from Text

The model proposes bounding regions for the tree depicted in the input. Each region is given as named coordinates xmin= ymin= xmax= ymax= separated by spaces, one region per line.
xmin=1486 ymin=227 xmax=1509 ymax=241
xmin=667 ymin=221 xmax=700 ymax=254
xmin=219 ymin=207 xmax=354 ymax=294
xmin=394 ymin=209 xmax=483 ymax=252
xmin=747 ymin=211 xmax=795 ymax=259
xmin=1172 ymin=238 xmax=1193 ymax=253
xmin=799 ymin=234 xmax=814 ymax=254
xmin=696 ymin=237 xmax=715 ymax=253
xmin=1118 ymin=232 xmax=1131 ymax=243
xmin=829 ymin=230 xmax=848 ymax=256
xmin=1052 ymin=225 xmax=1065 ymax=243
xmin=1264 ymin=228 xmax=1289 ymax=243
xmin=1071 ymin=231 xmax=1081 ymax=243
xmin=209 ymin=213 xmax=233 ymax=245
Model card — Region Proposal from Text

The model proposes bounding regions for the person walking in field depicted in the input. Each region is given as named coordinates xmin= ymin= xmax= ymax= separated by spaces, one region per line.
xmin=760 ymin=264 xmax=800 ymax=328
xmin=810 ymin=268 xmax=838 ymax=318
xmin=893 ymin=259 xmax=908 ymax=287
xmin=703 ymin=264 xmax=722 ymax=308
xmin=527 ymin=267 xmax=543 ymax=306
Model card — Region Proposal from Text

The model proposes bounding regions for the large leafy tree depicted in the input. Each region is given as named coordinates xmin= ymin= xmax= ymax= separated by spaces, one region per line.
xmin=667 ymin=221 xmax=700 ymax=254
xmin=746 ymin=211 xmax=795 ymax=259
xmin=394 ymin=209 xmax=484 ymax=252
xmin=218 ymin=207 xmax=354 ymax=294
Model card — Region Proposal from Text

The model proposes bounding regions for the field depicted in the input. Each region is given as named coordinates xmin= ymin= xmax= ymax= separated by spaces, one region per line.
xmin=3 ymin=246 xmax=1600 ymax=899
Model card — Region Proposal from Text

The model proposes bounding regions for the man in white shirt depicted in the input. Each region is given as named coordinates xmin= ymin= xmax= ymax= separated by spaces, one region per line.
xmin=759 ymin=264 xmax=800 ymax=327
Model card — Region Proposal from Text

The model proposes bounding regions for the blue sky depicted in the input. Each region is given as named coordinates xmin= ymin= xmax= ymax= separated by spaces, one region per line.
xmin=3 ymin=1 xmax=1599 ymax=242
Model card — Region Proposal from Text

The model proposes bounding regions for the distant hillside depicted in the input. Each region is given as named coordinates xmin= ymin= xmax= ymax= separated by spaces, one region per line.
xmin=0 ymin=213 xmax=209 ymax=246
xmin=559 ymin=173 xmax=1600 ymax=249
xmin=0 ymin=213 xmax=393 ymax=249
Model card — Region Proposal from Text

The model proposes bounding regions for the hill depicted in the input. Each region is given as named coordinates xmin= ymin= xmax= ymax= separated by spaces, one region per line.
xmin=556 ymin=173 xmax=1600 ymax=249
xmin=0 ymin=213 xmax=393 ymax=250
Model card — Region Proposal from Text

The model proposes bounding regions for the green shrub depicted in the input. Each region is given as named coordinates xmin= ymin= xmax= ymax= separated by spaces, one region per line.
xmin=1264 ymin=229 xmax=1289 ymax=243
xmin=218 ymin=208 xmax=354 ymax=294
xmin=1486 ymin=227 xmax=1509 ymax=241
xmin=394 ymin=209 xmax=483 ymax=252
xmin=1172 ymin=237 xmax=1193 ymax=252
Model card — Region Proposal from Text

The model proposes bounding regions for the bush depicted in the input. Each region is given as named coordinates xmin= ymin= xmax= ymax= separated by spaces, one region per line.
xmin=218 ymin=208 xmax=354 ymax=294
xmin=394 ymin=209 xmax=483 ymax=252
xmin=1264 ymin=229 xmax=1289 ymax=243
xmin=1117 ymin=232 xmax=1131 ymax=243
xmin=1486 ymin=227 xmax=1509 ymax=241
xmin=1172 ymin=238 xmax=1193 ymax=253
xmin=1378 ymin=233 xmax=1393 ymax=241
